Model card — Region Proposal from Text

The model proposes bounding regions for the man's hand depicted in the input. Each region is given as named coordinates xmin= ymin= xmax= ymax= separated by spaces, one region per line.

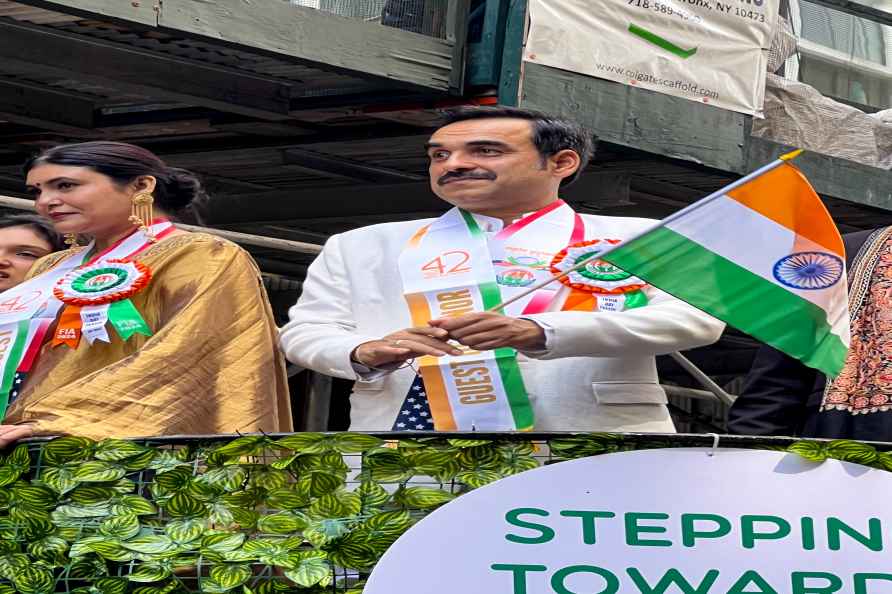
xmin=353 ymin=326 xmax=464 ymax=369
xmin=430 ymin=312 xmax=546 ymax=351
xmin=0 ymin=425 xmax=32 ymax=449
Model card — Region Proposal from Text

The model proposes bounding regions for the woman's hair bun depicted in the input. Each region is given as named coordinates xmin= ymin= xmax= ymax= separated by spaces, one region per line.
xmin=156 ymin=167 xmax=207 ymax=211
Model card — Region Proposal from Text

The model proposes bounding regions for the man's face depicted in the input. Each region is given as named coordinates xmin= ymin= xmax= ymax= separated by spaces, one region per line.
xmin=426 ymin=118 xmax=556 ymax=213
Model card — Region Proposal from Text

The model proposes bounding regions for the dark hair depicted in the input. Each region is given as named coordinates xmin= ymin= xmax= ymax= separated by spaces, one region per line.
xmin=440 ymin=107 xmax=596 ymax=186
xmin=0 ymin=214 xmax=66 ymax=252
xmin=22 ymin=141 xmax=207 ymax=213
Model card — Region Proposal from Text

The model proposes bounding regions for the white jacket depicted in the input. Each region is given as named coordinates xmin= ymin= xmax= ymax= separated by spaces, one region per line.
xmin=280 ymin=213 xmax=725 ymax=432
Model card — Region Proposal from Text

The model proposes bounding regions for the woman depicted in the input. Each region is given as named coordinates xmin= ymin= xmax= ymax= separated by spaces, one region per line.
xmin=0 ymin=214 xmax=65 ymax=292
xmin=0 ymin=141 xmax=291 ymax=445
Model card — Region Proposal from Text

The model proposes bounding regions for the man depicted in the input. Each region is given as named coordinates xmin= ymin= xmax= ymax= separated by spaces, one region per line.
xmin=280 ymin=107 xmax=724 ymax=432
xmin=729 ymin=228 xmax=892 ymax=441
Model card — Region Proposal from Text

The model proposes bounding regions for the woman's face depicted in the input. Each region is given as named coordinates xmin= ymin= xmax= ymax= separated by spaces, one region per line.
xmin=0 ymin=225 xmax=54 ymax=291
xmin=26 ymin=164 xmax=136 ymax=238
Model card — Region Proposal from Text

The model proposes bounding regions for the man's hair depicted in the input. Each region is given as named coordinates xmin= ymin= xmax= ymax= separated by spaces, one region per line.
xmin=439 ymin=107 xmax=596 ymax=186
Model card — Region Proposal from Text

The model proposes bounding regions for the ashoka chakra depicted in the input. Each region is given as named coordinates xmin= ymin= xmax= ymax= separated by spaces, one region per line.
xmin=772 ymin=251 xmax=843 ymax=290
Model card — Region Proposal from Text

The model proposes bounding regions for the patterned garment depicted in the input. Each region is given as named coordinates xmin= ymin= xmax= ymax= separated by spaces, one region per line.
xmin=823 ymin=227 xmax=892 ymax=415
xmin=391 ymin=375 xmax=435 ymax=431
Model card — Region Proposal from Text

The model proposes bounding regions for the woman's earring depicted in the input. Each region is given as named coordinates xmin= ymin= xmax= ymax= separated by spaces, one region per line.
xmin=64 ymin=233 xmax=79 ymax=247
xmin=129 ymin=191 xmax=157 ymax=243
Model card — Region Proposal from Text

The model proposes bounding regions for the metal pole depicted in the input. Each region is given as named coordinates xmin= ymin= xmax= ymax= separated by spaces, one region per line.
xmin=304 ymin=371 xmax=333 ymax=431
xmin=668 ymin=352 xmax=736 ymax=407
xmin=661 ymin=384 xmax=725 ymax=402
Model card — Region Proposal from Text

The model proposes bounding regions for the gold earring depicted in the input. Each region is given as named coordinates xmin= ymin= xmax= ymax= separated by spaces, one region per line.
xmin=64 ymin=233 xmax=79 ymax=247
xmin=129 ymin=191 xmax=157 ymax=243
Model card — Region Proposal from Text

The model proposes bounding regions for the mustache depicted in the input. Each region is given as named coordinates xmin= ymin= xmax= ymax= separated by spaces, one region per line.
xmin=437 ymin=170 xmax=497 ymax=185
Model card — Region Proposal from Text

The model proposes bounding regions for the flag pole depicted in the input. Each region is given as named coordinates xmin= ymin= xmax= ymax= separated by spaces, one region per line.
xmin=486 ymin=149 xmax=804 ymax=312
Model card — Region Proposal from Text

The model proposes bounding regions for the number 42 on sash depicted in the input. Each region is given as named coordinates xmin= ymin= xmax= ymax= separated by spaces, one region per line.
xmin=0 ymin=290 xmax=44 ymax=315
xmin=421 ymin=251 xmax=472 ymax=278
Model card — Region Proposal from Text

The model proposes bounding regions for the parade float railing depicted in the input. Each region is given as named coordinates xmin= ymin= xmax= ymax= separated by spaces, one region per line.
xmin=1 ymin=432 xmax=890 ymax=594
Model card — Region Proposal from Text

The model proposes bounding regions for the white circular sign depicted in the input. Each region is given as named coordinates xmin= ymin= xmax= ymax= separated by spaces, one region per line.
xmin=366 ymin=448 xmax=892 ymax=594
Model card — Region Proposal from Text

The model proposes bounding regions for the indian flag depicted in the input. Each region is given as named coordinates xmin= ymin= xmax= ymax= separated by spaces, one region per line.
xmin=602 ymin=154 xmax=849 ymax=376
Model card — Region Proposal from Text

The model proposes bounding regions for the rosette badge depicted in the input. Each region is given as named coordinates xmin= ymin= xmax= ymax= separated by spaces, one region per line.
xmin=52 ymin=259 xmax=153 ymax=348
xmin=550 ymin=239 xmax=649 ymax=312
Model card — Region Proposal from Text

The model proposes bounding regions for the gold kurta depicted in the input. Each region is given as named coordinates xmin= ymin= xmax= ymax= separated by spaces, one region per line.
xmin=5 ymin=232 xmax=292 ymax=439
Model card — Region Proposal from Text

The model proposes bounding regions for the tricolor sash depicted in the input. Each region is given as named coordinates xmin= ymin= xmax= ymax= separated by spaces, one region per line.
xmin=397 ymin=201 xmax=583 ymax=431
xmin=0 ymin=220 xmax=173 ymax=418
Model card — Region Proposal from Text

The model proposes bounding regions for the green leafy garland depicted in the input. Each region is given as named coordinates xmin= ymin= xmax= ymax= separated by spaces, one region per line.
xmin=0 ymin=433 xmax=887 ymax=594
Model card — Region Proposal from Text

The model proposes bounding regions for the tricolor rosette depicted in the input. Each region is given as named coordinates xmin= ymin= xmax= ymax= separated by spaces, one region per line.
xmin=54 ymin=260 xmax=150 ymax=305
xmin=51 ymin=259 xmax=153 ymax=347
xmin=550 ymin=240 xmax=649 ymax=311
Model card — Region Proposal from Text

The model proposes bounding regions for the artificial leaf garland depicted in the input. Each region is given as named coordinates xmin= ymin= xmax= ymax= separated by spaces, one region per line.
xmin=0 ymin=433 xmax=882 ymax=594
